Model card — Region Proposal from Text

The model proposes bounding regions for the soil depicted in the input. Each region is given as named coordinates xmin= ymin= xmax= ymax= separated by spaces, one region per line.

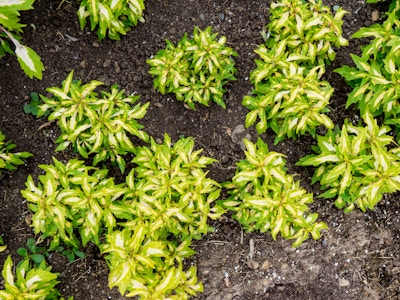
xmin=0 ymin=0 xmax=399 ymax=299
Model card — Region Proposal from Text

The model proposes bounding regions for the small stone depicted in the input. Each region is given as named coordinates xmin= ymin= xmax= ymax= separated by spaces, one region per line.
xmin=103 ymin=59 xmax=111 ymax=68
xmin=154 ymin=102 xmax=164 ymax=108
xmin=372 ymin=10 xmax=379 ymax=22
xmin=79 ymin=60 xmax=86 ymax=68
xmin=261 ymin=260 xmax=270 ymax=270
xmin=92 ymin=41 xmax=100 ymax=47
xmin=218 ymin=12 xmax=225 ymax=21
xmin=244 ymin=28 xmax=252 ymax=38
xmin=199 ymin=13 xmax=205 ymax=21
xmin=339 ymin=278 xmax=350 ymax=287
xmin=114 ymin=61 xmax=121 ymax=73
xmin=247 ymin=259 xmax=259 ymax=270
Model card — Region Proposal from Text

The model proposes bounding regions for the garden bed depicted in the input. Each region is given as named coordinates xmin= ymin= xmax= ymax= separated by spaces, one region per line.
xmin=0 ymin=0 xmax=399 ymax=299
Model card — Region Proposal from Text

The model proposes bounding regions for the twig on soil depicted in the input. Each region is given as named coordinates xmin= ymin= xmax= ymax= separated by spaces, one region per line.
xmin=72 ymin=267 xmax=91 ymax=285
xmin=37 ymin=120 xmax=55 ymax=132
xmin=204 ymin=240 xmax=230 ymax=245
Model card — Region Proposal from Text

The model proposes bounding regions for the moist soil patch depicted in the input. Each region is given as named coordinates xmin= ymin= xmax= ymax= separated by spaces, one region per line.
xmin=1 ymin=0 xmax=399 ymax=299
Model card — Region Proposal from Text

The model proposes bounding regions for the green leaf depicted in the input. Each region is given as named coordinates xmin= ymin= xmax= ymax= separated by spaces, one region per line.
xmin=15 ymin=45 xmax=44 ymax=79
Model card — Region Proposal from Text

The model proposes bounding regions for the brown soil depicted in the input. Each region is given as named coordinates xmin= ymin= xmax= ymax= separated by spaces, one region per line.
xmin=0 ymin=0 xmax=399 ymax=299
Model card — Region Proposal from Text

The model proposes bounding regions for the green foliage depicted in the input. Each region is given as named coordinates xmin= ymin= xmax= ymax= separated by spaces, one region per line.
xmin=243 ymin=61 xmax=334 ymax=143
xmin=24 ymin=92 xmax=49 ymax=116
xmin=58 ymin=246 xmax=85 ymax=263
xmin=221 ymin=138 xmax=328 ymax=247
xmin=0 ymin=255 xmax=64 ymax=299
xmin=243 ymin=0 xmax=347 ymax=144
xmin=126 ymin=134 xmax=225 ymax=240
xmin=265 ymin=0 xmax=348 ymax=66
xmin=0 ymin=236 xmax=5 ymax=252
xmin=297 ymin=110 xmax=400 ymax=212
xmin=147 ymin=26 xmax=237 ymax=110
xmin=17 ymin=238 xmax=50 ymax=267
xmin=21 ymin=134 xmax=222 ymax=298
xmin=101 ymin=226 xmax=203 ymax=299
xmin=78 ymin=0 xmax=145 ymax=40
xmin=0 ymin=0 xmax=44 ymax=79
xmin=21 ymin=157 xmax=131 ymax=250
xmin=0 ymin=130 xmax=32 ymax=177
xmin=38 ymin=71 xmax=149 ymax=173
xmin=335 ymin=3 xmax=400 ymax=137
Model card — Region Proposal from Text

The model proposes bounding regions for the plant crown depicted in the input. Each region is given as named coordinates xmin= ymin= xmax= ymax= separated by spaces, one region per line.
xmin=38 ymin=71 xmax=149 ymax=173
xmin=21 ymin=134 xmax=223 ymax=298
xmin=0 ymin=255 xmax=70 ymax=299
xmin=221 ymin=138 xmax=328 ymax=247
xmin=297 ymin=110 xmax=400 ymax=212
xmin=243 ymin=0 xmax=347 ymax=144
xmin=147 ymin=26 xmax=237 ymax=110
xmin=78 ymin=0 xmax=145 ymax=40
xmin=335 ymin=2 xmax=400 ymax=138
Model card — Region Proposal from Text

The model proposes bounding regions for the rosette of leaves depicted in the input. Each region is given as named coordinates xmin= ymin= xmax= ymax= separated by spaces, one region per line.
xmin=243 ymin=59 xmax=334 ymax=144
xmin=38 ymin=71 xmax=149 ymax=173
xmin=243 ymin=0 xmax=347 ymax=144
xmin=0 ymin=130 xmax=32 ymax=177
xmin=297 ymin=110 xmax=400 ymax=212
xmin=147 ymin=26 xmax=237 ymax=110
xmin=335 ymin=4 xmax=400 ymax=137
xmin=100 ymin=225 xmax=203 ymax=299
xmin=0 ymin=0 xmax=44 ymax=79
xmin=221 ymin=138 xmax=328 ymax=247
xmin=0 ymin=256 xmax=67 ymax=299
xmin=125 ymin=134 xmax=225 ymax=240
xmin=265 ymin=0 xmax=348 ymax=66
xmin=78 ymin=0 xmax=145 ymax=40
xmin=21 ymin=157 xmax=133 ymax=250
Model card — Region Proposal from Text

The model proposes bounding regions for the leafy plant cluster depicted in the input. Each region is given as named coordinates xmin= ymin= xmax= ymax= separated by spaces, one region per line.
xmin=298 ymin=110 xmax=400 ymax=212
xmin=0 ymin=130 xmax=32 ymax=177
xmin=221 ymin=138 xmax=328 ymax=247
xmin=0 ymin=0 xmax=44 ymax=79
xmin=37 ymin=71 xmax=149 ymax=173
xmin=335 ymin=1 xmax=400 ymax=137
xmin=147 ymin=26 xmax=237 ymax=110
xmin=4 ymin=0 xmax=399 ymax=298
xmin=20 ymin=133 xmax=224 ymax=298
xmin=243 ymin=0 xmax=348 ymax=144
xmin=295 ymin=1 xmax=400 ymax=213
xmin=78 ymin=0 xmax=145 ymax=40
xmin=0 ymin=255 xmax=72 ymax=300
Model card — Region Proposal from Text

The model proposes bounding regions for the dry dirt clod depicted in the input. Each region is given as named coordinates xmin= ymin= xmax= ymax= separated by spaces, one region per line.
xmin=372 ymin=10 xmax=379 ymax=22
xmin=247 ymin=259 xmax=260 ymax=270
xmin=339 ymin=278 xmax=350 ymax=287
xmin=261 ymin=260 xmax=270 ymax=270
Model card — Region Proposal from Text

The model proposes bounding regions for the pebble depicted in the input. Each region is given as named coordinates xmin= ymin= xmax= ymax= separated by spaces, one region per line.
xmin=247 ymin=259 xmax=259 ymax=270
xmin=199 ymin=13 xmax=205 ymax=21
xmin=244 ymin=28 xmax=252 ymax=38
xmin=92 ymin=42 xmax=100 ymax=48
xmin=339 ymin=278 xmax=350 ymax=287
xmin=261 ymin=260 xmax=270 ymax=270
xmin=79 ymin=60 xmax=86 ymax=68
xmin=372 ymin=10 xmax=379 ymax=22
xmin=218 ymin=13 xmax=225 ymax=21
xmin=103 ymin=59 xmax=111 ymax=68
xmin=114 ymin=61 xmax=121 ymax=73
